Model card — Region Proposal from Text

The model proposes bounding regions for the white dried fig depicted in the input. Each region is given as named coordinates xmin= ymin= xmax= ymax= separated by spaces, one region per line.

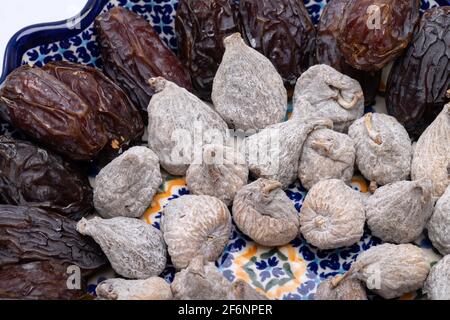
xmin=77 ymin=217 xmax=167 ymax=279
xmin=348 ymin=113 xmax=412 ymax=188
xmin=161 ymin=195 xmax=232 ymax=270
xmin=94 ymin=146 xmax=162 ymax=219
xmin=186 ymin=144 xmax=248 ymax=206
xmin=293 ymin=64 xmax=364 ymax=132
xmin=315 ymin=276 xmax=367 ymax=300
xmin=298 ymin=128 xmax=356 ymax=190
xmin=427 ymin=185 xmax=450 ymax=255
xmin=232 ymin=178 xmax=300 ymax=247
xmin=147 ymin=77 xmax=229 ymax=176
xmin=212 ymin=33 xmax=287 ymax=131
xmin=366 ymin=179 xmax=434 ymax=244
xmin=423 ymin=255 xmax=450 ymax=300
xmin=96 ymin=277 xmax=172 ymax=300
xmin=299 ymin=179 xmax=365 ymax=250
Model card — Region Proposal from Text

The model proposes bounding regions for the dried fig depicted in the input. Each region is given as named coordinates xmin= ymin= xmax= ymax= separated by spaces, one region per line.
xmin=239 ymin=0 xmax=315 ymax=90
xmin=292 ymin=65 xmax=364 ymax=133
xmin=427 ymin=185 xmax=450 ymax=256
xmin=299 ymin=179 xmax=365 ymax=250
xmin=147 ymin=77 xmax=229 ymax=176
xmin=348 ymin=113 xmax=412 ymax=188
xmin=161 ymin=195 xmax=232 ymax=270
xmin=95 ymin=7 xmax=192 ymax=115
xmin=77 ymin=217 xmax=167 ymax=279
xmin=175 ymin=0 xmax=240 ymax=100
xmin=232 ymin=178 xmax=300 ymax=247
xmin=231 ymin=280 xmax=268 ymax=300
xmin=423 ymin=255 xmax=450 ymax=300
xmin=316 ymin=0 xmax=381 ymax=106
xmin=171 ymin=256 xmax=235 ymax=300
xmin=96 ymin=277 xmax=172 ymax=301
xmin=298 ymin=128 xmax=356 ymax=190
xmin=212 ymin=33 xmax=288 ymax=131
xmin=93 ymin=146 xmax=162 ymax=219
xmin=186 ymin=144 xmax=248 ymax=206
xmin=245 ymin=117 xmax=333 ymax=189
xmin=411 ymin=104 xmax=450 ymax=198
xmin=338 ymin=0 xmax=420 ymax=71
xmin=315 ymin=276 xmax=367 ymax=300
xmin=366 ymin=179 xmax=434 ymax=244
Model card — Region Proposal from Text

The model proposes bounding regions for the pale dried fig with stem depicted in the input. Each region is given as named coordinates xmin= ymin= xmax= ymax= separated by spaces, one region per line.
xmin=293 ymin=64 xmax=364 ymax=133
xmin=245 ymin=117 xmax=333 ymax=189
xmin=186 ymin=144 xmax=248 ymax=206
xmin=423 ymin=255 xmax=450 ymax=300
xmin=147 ymin=77 xmax=229 ymax=176
xmin=94 ymin=146 xmax=162 ymax=219
xmin=212 ymin=33 xmax=288 ymax=131
xmin=298 ymin=128 xmax=356 ymax=190
xmin=171 ymin=256 xmax=235 ymax=300
xmin=77 ymin=217 xmax=167 ymax=279
xmin=299 ymin=179 xmax=365 ymax=250
xmin=232 ymin=178 xmax=300 ymax=247
xmin=427 ymin=185 xmax=450 ymax=255
xmin=96 ymin=277 xmax=172 ymax=300
xmin=412 ymin=104 xmax=450 ymax=198
xmin=348 ymin=113 xmax=412 ymax=189
xmin=335 ymin=243 xmax=430 ymax=300
xmin=315 ymin=276 xmax=367 ymax=300
xmin=366 ymin=179 xmax=434 ymax=244
xmin=161 ymin=195 xmax=232 ymax=270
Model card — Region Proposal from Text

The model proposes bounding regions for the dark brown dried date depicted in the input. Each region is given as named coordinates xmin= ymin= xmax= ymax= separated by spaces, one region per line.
xmin=239 ymin=0 xmax=315 ymax=91
xmin=0 ymin=136 xmax=93 ymax=220
xmin=0 ymin=205 xmax=107 ymax=272
xmin=386 ymin=6 xmax=450 ymax=139
xmin=42 ymin=61 xmax=144 ymax=163
xmin=316 ymin=0 xmax=381 ymax=106
xmin=0 ymin=261 xmax=88 ymax=300
xmin=96 ymin=7 xmax=193 ymax=115
xmin=0 ymin=65 xmax=108 ymax=161
xmin=338 ymin=0 xmax=420 ymax=71
xmin=176 ymin=0 xmax=240 ymax=100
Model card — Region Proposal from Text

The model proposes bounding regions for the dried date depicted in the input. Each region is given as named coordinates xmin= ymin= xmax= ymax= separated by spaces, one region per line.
xmin=0 ymin=136 xmax=93 ymax=220
xmin=0 ymin=66 xmax=108 ymax=161
xmin=96 ymin=7 xmax=193 ymax=115
xmin=239 ymin=0 xmax=315 ymax=91
xmin=0 ymin=205 xmax=107 ymax=272
xmin=176 ymin=0 xmax=240 ymax=100
xmin=42 ymin=61 xmax=144 ymax=163
xmin=386 ymin=6 xmax=450 ymax=138
xmin=338 ymin=0 xmax=420 ymax=71
xmin=316 ymin=0 xmax=381 ymax=106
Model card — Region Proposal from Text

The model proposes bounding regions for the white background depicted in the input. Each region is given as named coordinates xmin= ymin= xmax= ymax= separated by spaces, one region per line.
xmin=0 ymin=0 xmax=88 ymax=70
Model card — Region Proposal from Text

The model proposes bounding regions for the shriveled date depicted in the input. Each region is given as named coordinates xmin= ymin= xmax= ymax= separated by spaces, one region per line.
xmin=0 ymin=205 xmax=107 ymax=272
xmin=0 ymin=66 xmax=108 ymax=161
xmin=239 ymin=0 xmax=315 ymax=90
xmin=176 ymin=0 xmax=240 ymax=100
xmin=386 ymin=6 xmax=450 ymax=138
xmin=96 ymin=7 xmax=193 ymax=115
xmin=338 ymin=0 xmax=420 ymax=71
xmin=0 ymin=136 xmax=93 ymax=220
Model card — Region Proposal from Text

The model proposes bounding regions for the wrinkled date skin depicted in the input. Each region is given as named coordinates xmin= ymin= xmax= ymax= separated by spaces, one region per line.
xmin=386 ymin=7 xmax=450 ymax=138
xmin=0 ymin=66 xmax=108 ymax=161
xmin=0 ymin=136 xmax=93 ymax=220
xmin=96 ymin=7 xmax=193 ymax=115
xmin=338 ymin=0 xmax=420 ymax=71
xmin=0 ymin=261 xmax=88 ymax=300
xmin=239 ymin=0 xmax=315 ymax=91
xmin=42 ymin=61 xmax=144 ymax=163
xmin=0 ymin=205 xmax=107 ymax=272
xmin=176 ymin=0 xmax=240 ymax=100
xmin=316 ymin=0 xmax=381 ymax=106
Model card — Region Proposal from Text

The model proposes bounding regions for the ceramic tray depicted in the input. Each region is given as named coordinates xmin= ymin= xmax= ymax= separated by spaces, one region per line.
xmin=1 ymin=0 xmax=448 ymax=300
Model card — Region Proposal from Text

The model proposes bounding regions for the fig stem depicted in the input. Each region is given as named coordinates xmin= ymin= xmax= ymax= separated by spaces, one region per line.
xmin=369 ymin=181 xmax=378 ymax=194
xmin=262 ymin=181 xmax=282 ymax=195
xmin=364 ymin=113 xmax=383 ymax=145
xmin=311 ymin=139 xmax=333 ymax=154
xmin=336 ymin=92 xmax=363 ymax=110
xmin=148 ymin=77 xmax=167 ymax=93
